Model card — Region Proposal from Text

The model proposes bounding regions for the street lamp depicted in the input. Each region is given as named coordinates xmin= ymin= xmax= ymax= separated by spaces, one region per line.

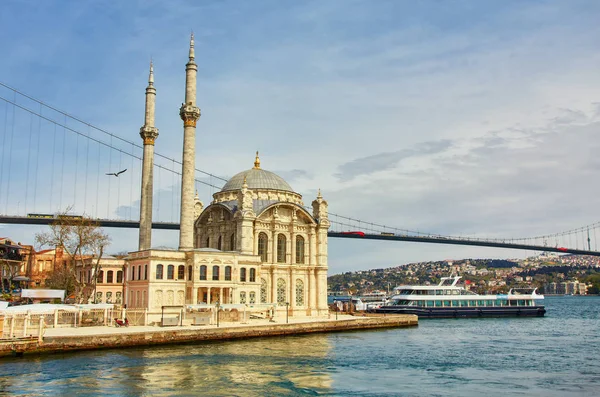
xmin=215 ymin=301 xmax=220 ymax=328
xmin=285 ymin=302 xmax=289 ymax=324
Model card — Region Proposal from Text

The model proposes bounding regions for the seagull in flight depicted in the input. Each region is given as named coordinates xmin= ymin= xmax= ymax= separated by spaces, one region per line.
xmin=106 ymin=169 xmax=127 ymax=177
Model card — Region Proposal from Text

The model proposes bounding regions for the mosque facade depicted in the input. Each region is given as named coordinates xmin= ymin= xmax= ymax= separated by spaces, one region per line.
xmin=122 ymin=35 xmax=330 ymax=319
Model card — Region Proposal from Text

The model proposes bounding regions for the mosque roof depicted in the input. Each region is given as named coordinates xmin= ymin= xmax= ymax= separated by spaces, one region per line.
xmin=220 ymin=152 xmax=293 ymax=193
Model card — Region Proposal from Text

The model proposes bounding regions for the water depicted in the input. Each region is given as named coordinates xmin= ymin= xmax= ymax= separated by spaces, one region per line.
xmin=0 ymin=296 xmax=598 ymax=396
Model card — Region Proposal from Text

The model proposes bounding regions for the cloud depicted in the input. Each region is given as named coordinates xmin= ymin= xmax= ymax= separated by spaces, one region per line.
xmin=335 ymin=139 xmax=453 ymax=181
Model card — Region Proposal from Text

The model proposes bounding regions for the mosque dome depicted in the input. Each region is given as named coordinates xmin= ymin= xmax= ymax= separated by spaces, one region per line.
xmin=220 ymin=152 xmax=293 ymax=193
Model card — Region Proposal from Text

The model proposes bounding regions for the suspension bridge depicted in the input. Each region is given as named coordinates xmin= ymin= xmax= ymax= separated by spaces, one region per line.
xmin=1 ymin=81 xmax=599 ymax=256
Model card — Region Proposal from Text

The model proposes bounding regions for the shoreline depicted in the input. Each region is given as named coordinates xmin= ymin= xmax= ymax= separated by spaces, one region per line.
xmin=0 ymin=314 xmax=417 ymax=358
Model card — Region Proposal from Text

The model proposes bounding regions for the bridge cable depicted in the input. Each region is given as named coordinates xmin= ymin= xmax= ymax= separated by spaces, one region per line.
xmin=0 ymin=94 xmax=225 ymax=191
xmin=83 ymin=125 xmax=90 ymax=215
xmin=33 ymin=104 xmax=42 ymax=212
xmin=0 ymin=100 xmax=7 ymax=213
xmin=96 ymin=141 xmax=101 ymax=219
xmin=5 ymin=92 xmax=16 ymax=214
xmin=129 ymin=143 xmax=134 ymax=220
xmin=59 ymin=114 xmax=66 ymax=211
xmin=25 ymin=114 xmax=33 ymax=214
xmin=0 ymin=84 xmax=229 ymax=183
xmin=107 ymin=134 xmax=113 ymax=218
xmin=50 ymin=123 xmax=57 ymax=213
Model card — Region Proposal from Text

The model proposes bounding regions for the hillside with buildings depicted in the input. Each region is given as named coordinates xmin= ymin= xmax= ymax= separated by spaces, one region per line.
xmin=328 ymin=254 xmax=600 ymax=296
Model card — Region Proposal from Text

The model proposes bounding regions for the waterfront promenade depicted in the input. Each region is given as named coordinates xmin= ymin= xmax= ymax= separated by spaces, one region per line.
xmin=0 ymin=314 xmax=417 ymax=358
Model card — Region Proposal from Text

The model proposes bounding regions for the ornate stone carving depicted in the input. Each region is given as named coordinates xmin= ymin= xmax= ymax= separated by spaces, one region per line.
xmin=179 ymin=103 xmax=201 ymax=127
xmin=140 ymin=126 xmax=159 ymax=145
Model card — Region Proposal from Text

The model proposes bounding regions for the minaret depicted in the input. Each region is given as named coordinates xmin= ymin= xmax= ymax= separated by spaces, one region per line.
xmin=138 ymin=60 xmax=159 ymax=251
xmin=179 ymin=33 xmax=201 ymax=250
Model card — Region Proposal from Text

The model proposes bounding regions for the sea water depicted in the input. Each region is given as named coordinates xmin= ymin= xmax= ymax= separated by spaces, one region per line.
xmin=0 ymin=296 xmax=598 ymax=396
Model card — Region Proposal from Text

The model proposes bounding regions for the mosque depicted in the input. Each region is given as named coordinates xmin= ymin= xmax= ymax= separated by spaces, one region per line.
xmin=119 ymin=35 xmax=330 ymax=320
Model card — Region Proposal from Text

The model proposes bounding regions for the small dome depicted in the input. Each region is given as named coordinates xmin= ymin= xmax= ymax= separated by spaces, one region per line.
xmin=220 ymin=152 xmax=293 ymax=193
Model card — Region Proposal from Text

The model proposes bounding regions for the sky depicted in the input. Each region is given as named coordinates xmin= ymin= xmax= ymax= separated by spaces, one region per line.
xmin=1 ymin=0 xmax=600 ymax=275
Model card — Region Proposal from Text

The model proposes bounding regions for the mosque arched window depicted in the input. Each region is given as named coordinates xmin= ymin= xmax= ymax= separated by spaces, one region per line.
xmin=296 ymin=279 xmax=304 ymax=306
xmin=156 ymin=264 xmax=163 ymax=280
xmin=106 ymin=270 xmax=113 ymax=283
xmin=205 ymin=237 xmax=210 ymax=248
xmin=144 ymin=265 xmax=148 ymax=280
xmin=218 ymin=236 xmax=222 ymax=250
xmin=249 ymin=268 xmax=256 ymax=282
xmin=258 ymin=233 xmax=268 ymax=262
xmin=117 ymin=271 xmax=123 ymax=283
xmin=277 ymin=278 xmax=286 ymax=305
xmin=260 ymin=279 xmax=267 ymax=303
xmin=230 ymin=233 xmax=235 ymax=251
xmin=277 ymin=234 xmax=286 ymax=263
xmin=225 ymin=266 xmax=232 ymax=281
xmin=212 ymin=265 xmax=220 ymax=281
xmin=296 ymin=236 xmax=305 ymax=264
xmin=199 ymin=265 xmax=207 ymax=280
xmin=137 ymin=266 xmax=141 ymax=281
xmin=240 ymin=268 xmax=247 ymax=282
xmin=167 ymin=265 xmax=174 ymax=280
xmin=178 ymin=265 xmax=185 ymax=280
xmin=188 ymin=265 xmax=193 ymax=281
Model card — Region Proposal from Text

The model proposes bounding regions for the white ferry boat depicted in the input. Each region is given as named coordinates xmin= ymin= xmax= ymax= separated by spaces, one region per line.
xmin=373 ymin=276 xmax=545 ymax=318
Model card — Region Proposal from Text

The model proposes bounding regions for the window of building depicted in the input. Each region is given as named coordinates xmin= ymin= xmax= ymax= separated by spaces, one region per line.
xmin=115 ymin=291 xmax=122 ymax=304
xmin=96 ymin=291 xmax=103 ymax=303
xmin=225 ymin=266 xmax=232 ymax=281
xmin=156 ymin=264 xmax=163 ymax=280
xmin=277 ymin=278 xmax=286 ymax=304
xmin=260 ymin=279 xmax=267 ymax=303
xmin=296 ymin=279 xmax=304 ymax=306
xmin=188 ymin=265 xmax=193 ymax=281
xmin=200 ymin=265 xmax=207 ymax=280
xmin=178 ymin=265 xmax=185 ymax=280
xmin=138 ymin=266 xmax=141 ymax=281
xmin=218 ymin=236 xmax=222 ymax=250
xmin=240 ymin=268 xmax=246 ymax=282
xmin=230 ymin=233 xmax=235 ymax=251
xmin=249 ymin=268 xmax=256 ymax=282
xmin=249 ymin=291 xmax=256 ymax=304
xmin=144 ymin=264 xmax=148 ymax=280
xmin=167 ymin=265 xmax=174 ymax=280
xmin=296 ymin=236 xmax=305 ymax=264
xmin=240 ymin=291 xmax=247 ymax=304
xmin=258 ymin=232 xmax=268 ymax=262
xmin=277 ymin=234 xmax=286 ymax=263
xmin=97 ymin=270 xmax=104 ymax=284
xmin=106 ymin=291 xmax=113 ymax=303
xmin=212 ymin=265 xmax=220 ymax=281
xmin=205 ymin=237 xmax=210 ymax=248
xmin=117 ymin=270 xmax=123 ymax=283
xmin=107 ymin=270 xmax=114 ymax=283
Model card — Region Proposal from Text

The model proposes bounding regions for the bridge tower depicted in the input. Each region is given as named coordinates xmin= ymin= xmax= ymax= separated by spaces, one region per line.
xmin=179 ymin=33 xmax=201 ymax=250
xmin=138 ymin=61 xmax=159 ymax=250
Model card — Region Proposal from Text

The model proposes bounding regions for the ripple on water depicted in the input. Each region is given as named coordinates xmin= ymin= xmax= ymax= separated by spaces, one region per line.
xmin=0 ymin=296 xmax=599 ymax=396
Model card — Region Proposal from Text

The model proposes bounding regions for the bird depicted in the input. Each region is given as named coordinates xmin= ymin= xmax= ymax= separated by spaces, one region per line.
xmin=106 ymin=169 xmax=127 ymax=177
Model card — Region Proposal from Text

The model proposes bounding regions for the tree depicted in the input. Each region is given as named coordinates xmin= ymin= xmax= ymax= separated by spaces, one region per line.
xmin=35 ymin=209 xmax=111 ymax=303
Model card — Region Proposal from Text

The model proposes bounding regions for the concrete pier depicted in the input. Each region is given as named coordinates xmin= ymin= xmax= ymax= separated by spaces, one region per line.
xmin=0 ymin=314 xmax=416 ymax=358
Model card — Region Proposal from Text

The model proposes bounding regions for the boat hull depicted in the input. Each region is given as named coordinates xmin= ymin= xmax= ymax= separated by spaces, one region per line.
xmin=373 ymin=305 xmax=546 ymax=318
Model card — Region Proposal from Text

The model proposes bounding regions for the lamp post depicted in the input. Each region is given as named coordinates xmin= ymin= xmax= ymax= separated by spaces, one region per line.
xmin=285 ymin=302 xmax=289 ymax=324
xmin=215 ymin=301 xmax=220 ymax=328
xmin=335 ymin=303 xmax=338 ymax=320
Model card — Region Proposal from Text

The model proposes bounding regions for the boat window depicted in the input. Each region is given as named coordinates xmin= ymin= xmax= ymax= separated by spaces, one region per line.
xmin=434 ymin=300 xmax=442 ymax=307
xmin=443 ymin=300 xmax=451 ymax=307
xmin=435 ymin=290 xmax=443 ymax=296
xmin=460 ymin=300 xmax=469 ymax=307
xmin=426 ymin=301 xmax=434 ymax=307
xmin=451 ymin=301 xmax=459 ymax=307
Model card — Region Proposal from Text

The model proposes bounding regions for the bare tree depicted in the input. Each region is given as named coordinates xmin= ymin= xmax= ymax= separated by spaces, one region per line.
xmin=35 ymin=208 xmax=111 ymax=303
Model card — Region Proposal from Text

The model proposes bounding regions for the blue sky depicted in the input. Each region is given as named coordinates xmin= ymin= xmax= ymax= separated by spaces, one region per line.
xmin=1 ymin=0 xmax=600 ymax=274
